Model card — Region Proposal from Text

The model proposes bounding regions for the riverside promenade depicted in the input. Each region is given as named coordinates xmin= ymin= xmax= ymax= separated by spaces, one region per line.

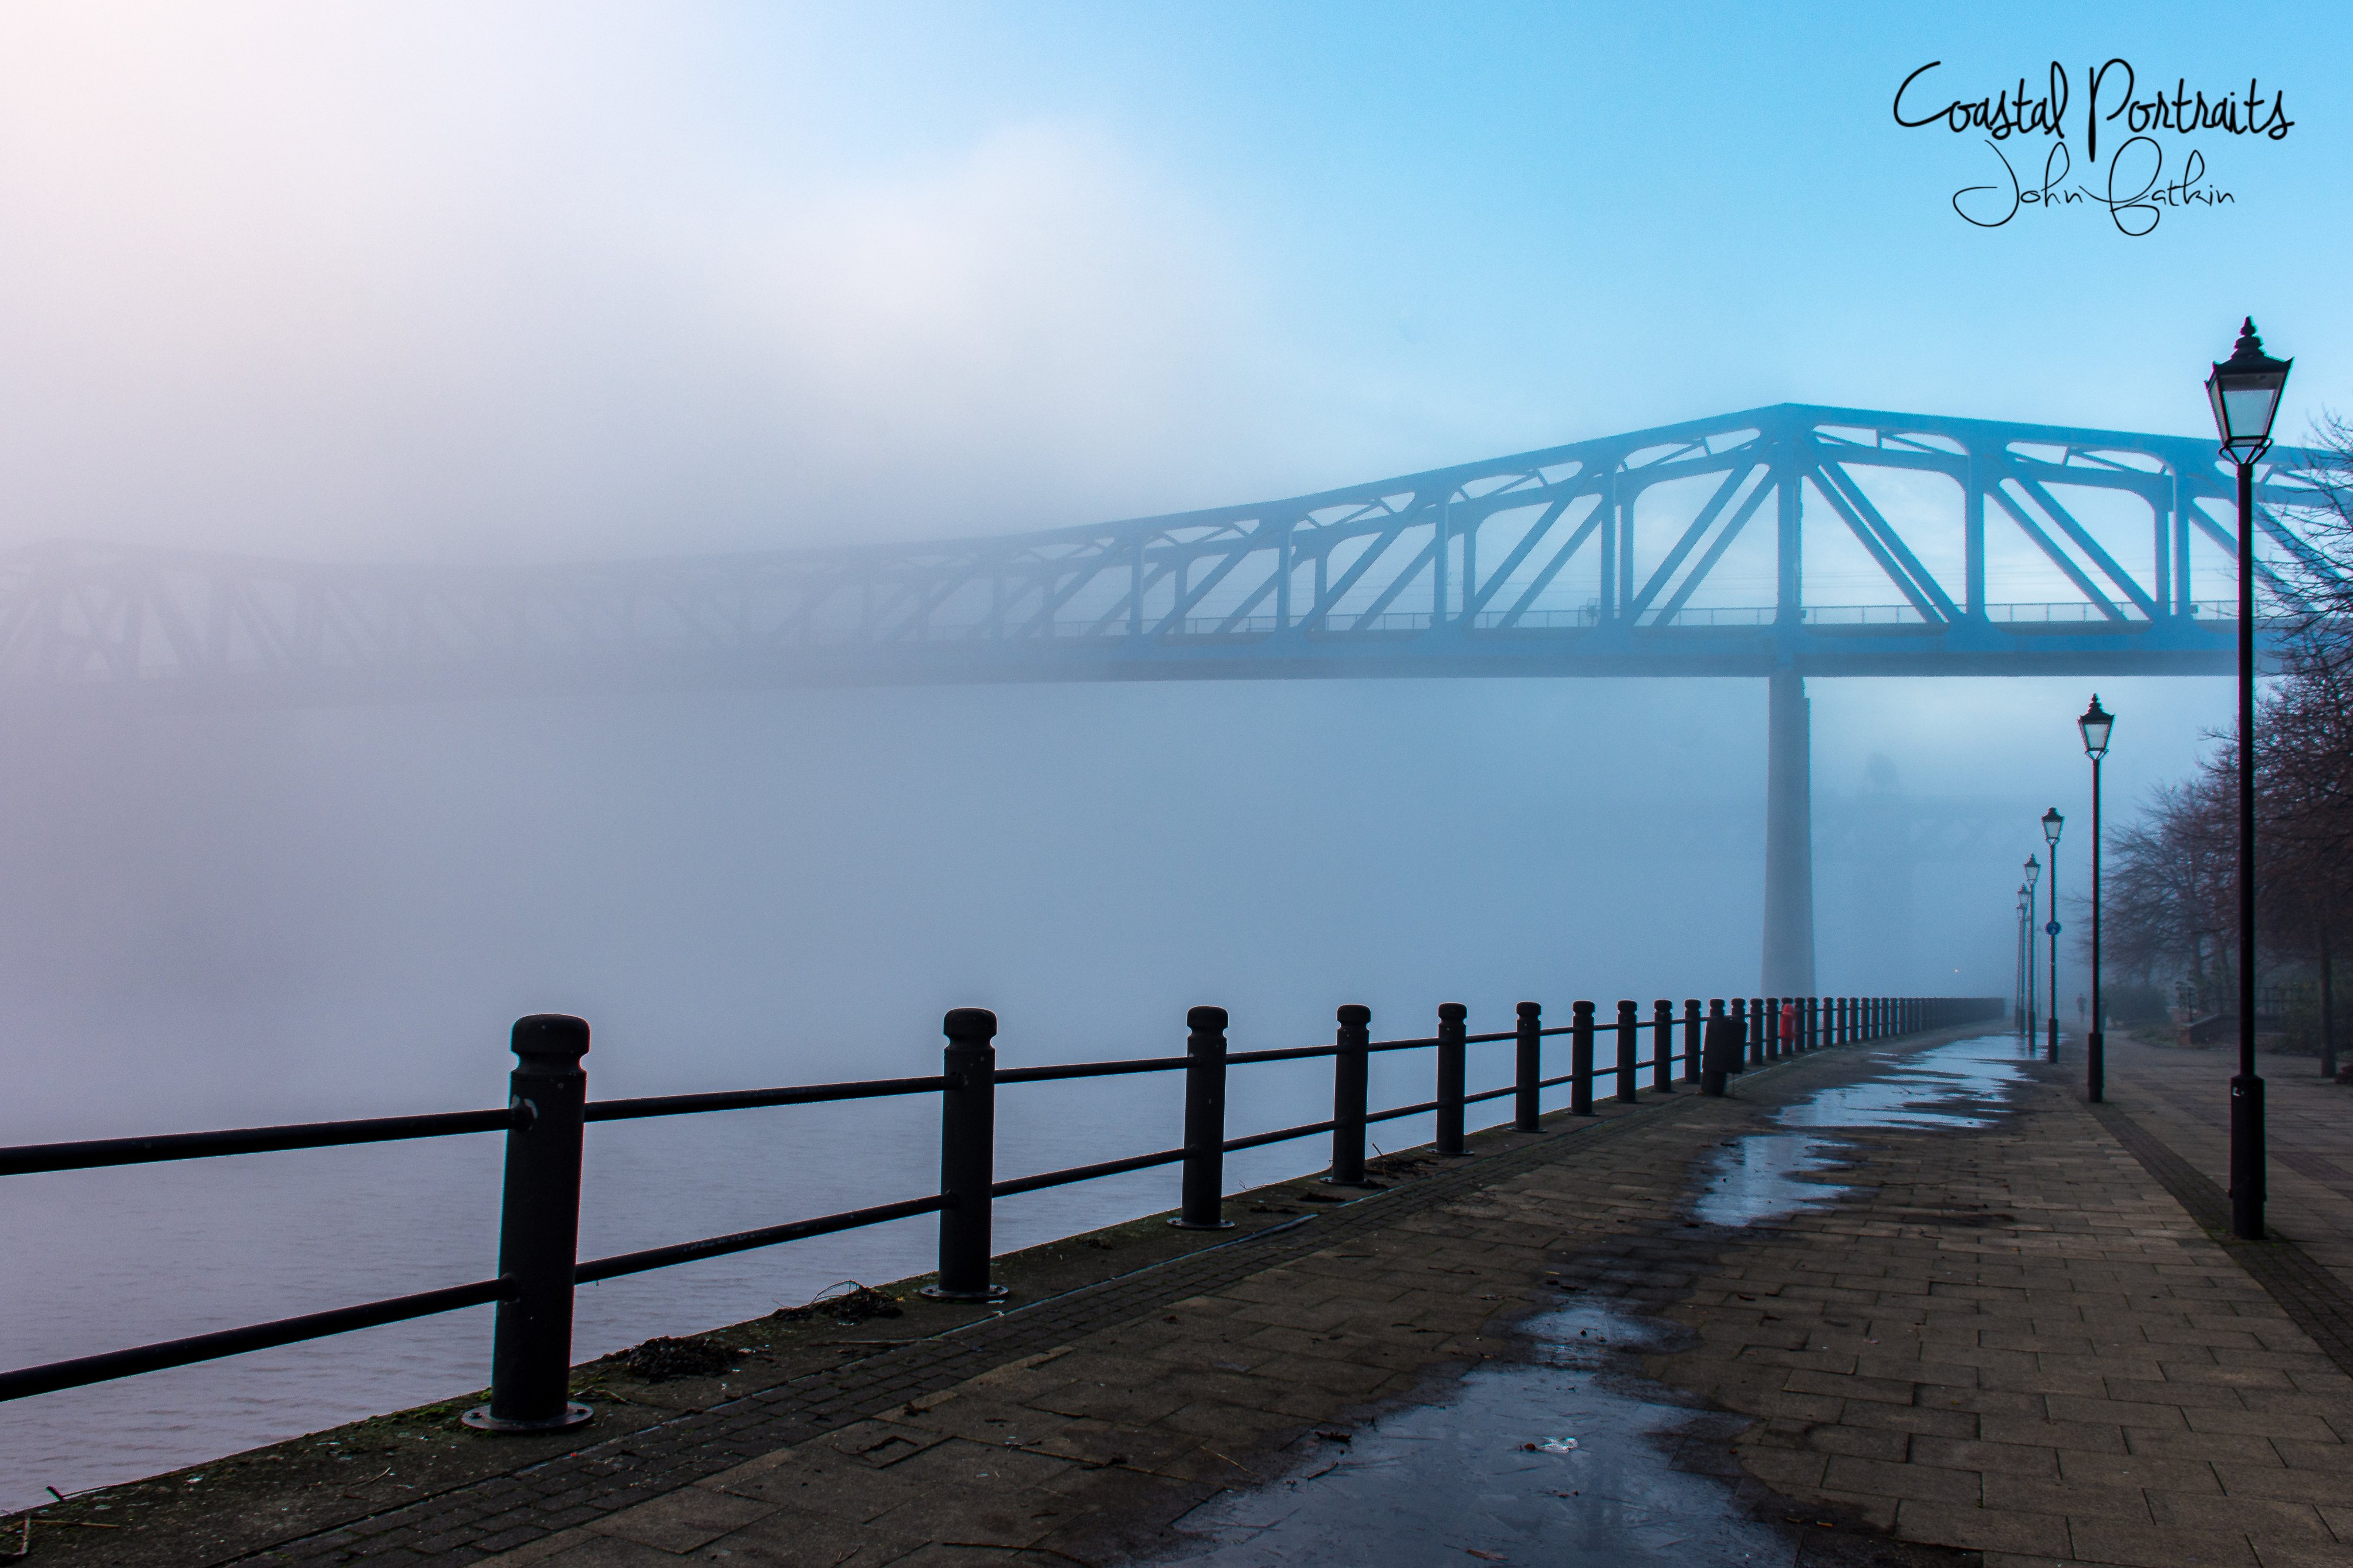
xmin=21 ymin=1024 xmax=2353 ymax=1568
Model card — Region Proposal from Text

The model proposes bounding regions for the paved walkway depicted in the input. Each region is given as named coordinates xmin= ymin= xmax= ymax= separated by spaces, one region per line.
xmin=1625 ymin=1037 xmax=2353 ymax=1568
xmin=25 ymin=1026 xmax=2353 ymax=1568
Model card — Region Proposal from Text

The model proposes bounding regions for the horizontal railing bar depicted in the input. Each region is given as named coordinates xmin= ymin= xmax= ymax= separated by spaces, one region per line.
xmin=1365 ymin=1034 xmax=1443 ymax=1055
xmin=0 ymin=1108 xmax=520 ymax=1177
xmin=1463 ymin=1084 xmax=1518 ymax=1106
xmin=574 ymin=1194 xmax=946 ymax=1285
xmin=1222 ymin=1044 xmax=1341 ymax=1066
xmin=584 ymin=1075 xmax=952 ymax=1122
xmin=990 ymin=1145 xmax=1186 ymax=1199
xmin=1464 ymin=1029 xmax=1517 ymax=1044
xmin=0 ymin=1276 xmax=511 ymax=1404
xmin=1220 ymin=1118 xmax=1338 ymax=1153
xmin=995 ymin=1057 xmax=1190 ymax=1085
xmin=1365 ymin=1096 xmax=1443 ymax=1125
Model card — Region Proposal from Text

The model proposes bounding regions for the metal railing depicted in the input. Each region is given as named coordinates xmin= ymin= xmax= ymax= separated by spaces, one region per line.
xmin=0 ymin=992 xmax=1999 ymax=1431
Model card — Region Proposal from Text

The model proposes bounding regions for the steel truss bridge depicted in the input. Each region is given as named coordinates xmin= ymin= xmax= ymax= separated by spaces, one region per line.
xmin=5 ymin=401 xmax=2335 ymax=994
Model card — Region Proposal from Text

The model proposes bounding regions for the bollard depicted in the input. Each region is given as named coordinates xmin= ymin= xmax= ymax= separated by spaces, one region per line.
xmin=1652 ymin=1000 xmax=1675 ymax=1092
xmin=1569 ymin=1002 xmax=1596 ymax=1114
xmin=1701 ymin=1009 xmax=1741 ymax=1096
xmin=467 ymin=1014 xmax=595 ymax=1433
xmin=1325 ymin=1004 xmax=1372 ymax=1185
xmin=1614 ymin=1001 xmax=1639 ymax=1103
xmin=1436 ymin=1003 xmax=1469 ymax=1156
xmin=1682 ymin=999 xmax=1702 ymax=1082
xmin=1810 ymin=995 xmax=1822 ymax=1051
xmin=1171 ymin=1006 xmax=1235 ymax=1229
xmin=1513 ymin=1002 xmax=1542 ymax=1131
xmin=1765 ymin=996 xmax=1781 ymax=1060
xmin=923 ymin=1008 xmax=1008 ymax=1301
xmin=1751 ymin=998 xmax=1767 ymax=1063
xmin=1731 ymin=998 xmax=1751 ymax=1070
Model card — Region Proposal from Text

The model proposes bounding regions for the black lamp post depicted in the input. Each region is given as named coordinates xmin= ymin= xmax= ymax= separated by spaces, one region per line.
xmin=2208 ymin=316 xmax=2291 ymax=1241
xmin=2016 ymin=885 xmax=2031 ymax=1034
xmin=2080 ymin=696 xmax=2114 ymax=1102
xmin=2024 ymin=854 xmax=2041 ymax=1036
xmin=2042 ymin=808 xmax=2064 ymax=1063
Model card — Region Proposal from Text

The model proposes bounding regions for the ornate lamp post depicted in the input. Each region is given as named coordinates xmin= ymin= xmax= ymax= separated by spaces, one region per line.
xmin=2208 ymin=317 xmax=2291 ymax=1240
xmin=2024 ymin=854 xmax=2041 ymax=1037
xmin=2080 ymin=696 xmax=2114 ymax=1102
xmin=2042 ymin=808 xmax=2064 ymax=1063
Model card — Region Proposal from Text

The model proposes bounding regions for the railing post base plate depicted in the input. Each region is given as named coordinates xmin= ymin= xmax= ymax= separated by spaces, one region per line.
xmin=1167 ymin=1216 xmax=1238 ymax=1230
xmin=917 ymin=1283 xmax=1010 ymax=1303
xmin=462 ymin=1401 xmax=592 ymax=1434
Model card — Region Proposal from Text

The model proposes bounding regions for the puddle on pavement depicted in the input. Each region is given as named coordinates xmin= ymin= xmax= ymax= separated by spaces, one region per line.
xmin=1692 ymin=1132 xmax=1851 ymax=1226
xmin=1691 ymin=1033 xmax=2034 ymax=1227
xmin=1161 ymin=1300 xmax=1795 ymax=1566
xmin=1777 ymin=1033 xmax=2036 ymax=1133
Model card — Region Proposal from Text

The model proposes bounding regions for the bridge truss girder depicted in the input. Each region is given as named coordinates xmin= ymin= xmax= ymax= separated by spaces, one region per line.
xmin=0 ymin=401 xmax=2336 ymax=709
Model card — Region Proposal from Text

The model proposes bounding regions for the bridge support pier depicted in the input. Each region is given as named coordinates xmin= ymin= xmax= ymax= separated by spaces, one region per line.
xmin=1762 ymin=669 xmax=1816 ymax=995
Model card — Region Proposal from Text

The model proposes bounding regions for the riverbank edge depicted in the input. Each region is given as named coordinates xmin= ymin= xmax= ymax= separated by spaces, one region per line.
xmin=10 ymin=1028 xmax=1960 ymax=1567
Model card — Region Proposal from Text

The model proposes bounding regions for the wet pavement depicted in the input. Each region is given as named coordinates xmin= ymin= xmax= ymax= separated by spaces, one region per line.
xmin=1694 ymin=1033 xmax=2036 ymax=1227
xmin=1159 ymin=1035 xmax=2037 ymax=1566
xmin=1162 ymin=1299 xmax=1792 ymax=1565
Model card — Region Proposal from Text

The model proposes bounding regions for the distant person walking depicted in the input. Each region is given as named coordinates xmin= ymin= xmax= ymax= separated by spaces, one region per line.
xmin=1781 ymin=1000 xmax=1797 ymax=1051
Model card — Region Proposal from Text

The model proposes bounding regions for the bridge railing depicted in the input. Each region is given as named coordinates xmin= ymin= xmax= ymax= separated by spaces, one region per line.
xmin=0 ymin=992 xmax=2000 ymax=1430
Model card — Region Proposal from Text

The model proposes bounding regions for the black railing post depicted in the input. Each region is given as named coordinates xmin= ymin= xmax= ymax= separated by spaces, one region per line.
xmin=1614 ymin=1000 xmax=1639 ymax=1103
xmin=1436 ymin=1003 xmax=1469 ymax=1156
xmin=1732 ymin=998 xmax=1752 ymax=1068
xmin=1652 ymin=999 xmax=1675 ymax=1092
xmin=1514 ymin=1002 xmax=1542 ymax=1131
xmin=1810 ymin=995 xmax=1821 ymax=1051
xmin=1752 ymin=997 xmax=1767 ymax=1063
xmin=1682 ymin=999 xmax=1702 ymax=1082
xmin=1570 ymin=1002 xmax=1595 ymax=1115
xmin=467 ymin=1014 xmax=593 ymax=1434
xmin=1768 ymin=996 xmax=1783 ymax=1059
xmin=1171 ymin=1006 xmax=1235 ymax=1229
xmin=1326 ymin=1004 xmax=1372 ymax=1185
xmin=924 ymin=1008 xmax=1008 ymax=1301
